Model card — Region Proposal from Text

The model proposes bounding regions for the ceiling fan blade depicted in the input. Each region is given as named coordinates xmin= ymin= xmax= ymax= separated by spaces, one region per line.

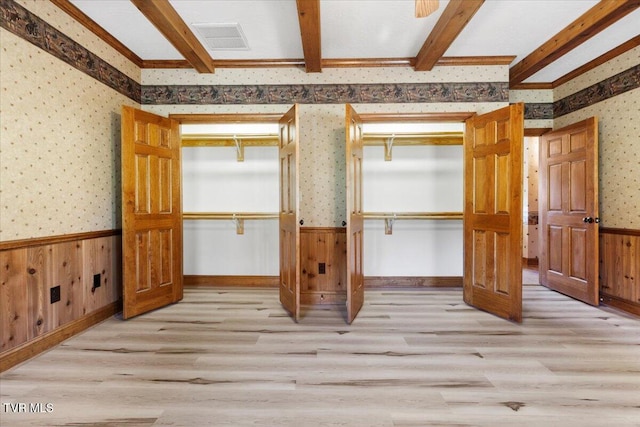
xmin=415 ymin=0 xmax=439 ymax=18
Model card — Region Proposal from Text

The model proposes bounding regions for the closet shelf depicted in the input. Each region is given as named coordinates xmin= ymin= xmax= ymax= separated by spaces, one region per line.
xmin=182 ymin=133 xmax=278 ymax=147
xmin=363 ymin=132 xmax=463 ymax=161
xmin=182 ymin=133 xmax=279 ymax=161
xmin=363 ymin=212 xmax=463 ymax=220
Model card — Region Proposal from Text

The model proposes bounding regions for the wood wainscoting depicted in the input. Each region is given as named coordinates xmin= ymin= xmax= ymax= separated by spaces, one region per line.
xmin=599 ymin=227 xmax=640 ymax=316
xmin=300 ymin=227 xmax=347 ymax=305
xmin=0 ymin=231 xmax=122 ymax=372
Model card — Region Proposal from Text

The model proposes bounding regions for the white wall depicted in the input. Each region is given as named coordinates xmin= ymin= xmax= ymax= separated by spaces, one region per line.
xmin=183 ymin=220 xmax=279 ymax=275
xmin=364 ymin=221 xmax=463 ymax=276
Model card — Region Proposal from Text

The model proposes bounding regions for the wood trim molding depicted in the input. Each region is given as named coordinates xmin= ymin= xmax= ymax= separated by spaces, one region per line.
xmin=300 ymin=227 xmax=346 ymax=233
xmin=50 ymin=0 xmax=143 ymax=67
xmin=414 ymin=0 xmax=485 ymax=71
xmin=0 ymin=229 xmax=121 ymax=251
xmin=600 ymin=293 xmax=640 ymax=316
xmin=435 ymin=56 xmax=515 ymax=66
xmin=301 ymin=292 xmax=346 ymax=306
xmin=144 ymin=59 xmax=307 ymax=69
xmin=364 ymin=276 xmax=463 ymax=288
xmin=510 ymin=83 xmax=554 ymax=90
xmin=359 ymin=112 xmax=475 ymax=123
xmin=142 ymin=59 xmax=193 ymax=69
xmin=524 ymin=128 xmax=552 ymax=137
xmin=184 ymin=275 xmax=279 ymax=287
xmin=599 ymin=227 xmax=640 ymax=237
xmin=141 ymin=56 xmax=515 ymax=70
xmin=552 ymin=34 xmax=640 ymax=88
xmin=0 ymin=300 xmax=121 ymax=372
xmin=509 ymin=0 xmax=640 ymax=85
xmin=130 ymin=0 xmax=215 ymax=73
xmin=169 ymin=113 xmax=284 ymax=124
xmin=296 ymin=0 xmax=322 ymax=72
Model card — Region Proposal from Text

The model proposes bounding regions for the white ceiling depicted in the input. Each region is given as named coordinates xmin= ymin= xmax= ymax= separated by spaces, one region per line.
xmin=69 ymin=0 xmax=640 ymax=83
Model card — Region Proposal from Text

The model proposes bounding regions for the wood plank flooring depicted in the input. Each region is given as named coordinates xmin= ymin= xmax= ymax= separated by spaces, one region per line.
xmin=1 ymin=285 xmax=639 ymax=426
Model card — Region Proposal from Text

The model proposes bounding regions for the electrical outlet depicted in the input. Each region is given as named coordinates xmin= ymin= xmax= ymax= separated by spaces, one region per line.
xmin=92 ymin=273 xmax=101 ymax=291
xmin=50 ymin=286 xmax=61 ymax=304
xmin=318 ymin=263 xmax=326 ymax=274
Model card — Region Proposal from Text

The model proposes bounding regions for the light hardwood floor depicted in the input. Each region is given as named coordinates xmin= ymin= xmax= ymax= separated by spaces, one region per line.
xmin=1 ymin=284 xmax=639 ymax=426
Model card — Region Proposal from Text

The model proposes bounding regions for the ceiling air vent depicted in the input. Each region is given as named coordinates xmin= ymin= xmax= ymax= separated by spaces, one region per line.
xmin=192 ymin=23 xmax=250 ymax=50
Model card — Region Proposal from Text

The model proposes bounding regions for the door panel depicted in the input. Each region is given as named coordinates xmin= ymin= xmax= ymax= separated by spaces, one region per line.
xmin=121 ymin=106 xmax=183 ymax=319
xmin=464 ymin=103 xmax=523 ymax=323
xmin=345 ymin=104 xmax=364 ymax=324
xmin=539 ymin=117 xmax=598 ymax=305
xmin=279 ymin=105 xmax=300 ymax=321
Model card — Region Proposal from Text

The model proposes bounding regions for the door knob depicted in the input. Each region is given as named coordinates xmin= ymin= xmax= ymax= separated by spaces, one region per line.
xmin=583 ymin=217 xmax=593 ymax=223
xmin=594 ymin=217 xmax=600 ymax=223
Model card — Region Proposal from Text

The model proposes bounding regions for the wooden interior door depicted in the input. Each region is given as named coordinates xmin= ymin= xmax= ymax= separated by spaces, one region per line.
xmin=121 ymin=106 xmax=183 ymax=319
xmin=345 ymin=104 xmax=364 ymax=323
xmin=464 ymin=103 xmax=524 ymax=323
xmin=279 ymin=105 xmax=300 ymax=321
xmin=539 ymin=117 xmax=599 ymax=305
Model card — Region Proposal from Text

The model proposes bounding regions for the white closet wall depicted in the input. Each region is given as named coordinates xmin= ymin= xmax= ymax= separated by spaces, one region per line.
xmin=182 ymin=124 xmax=279 ymax=276
xmin=362 ymin=123 xmax=464 ymax=277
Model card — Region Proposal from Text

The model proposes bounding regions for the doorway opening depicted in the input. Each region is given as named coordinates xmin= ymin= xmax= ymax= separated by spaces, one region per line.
xmin=180 ymin=120 xmax=281 ymax=287
xmin=361 ymin=120 xmax=465 ymax=286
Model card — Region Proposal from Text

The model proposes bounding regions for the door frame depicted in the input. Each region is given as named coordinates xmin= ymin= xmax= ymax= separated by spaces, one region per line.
xmin=538 ymin=117 xmax=599 ymax=305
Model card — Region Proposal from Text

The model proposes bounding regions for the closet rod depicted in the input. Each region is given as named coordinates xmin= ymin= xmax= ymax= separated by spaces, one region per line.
xmin=183 ymin=212 xmax=279 ymax=220
xmin=363 ymin=132 xmax=463 ymax=146
xmin=363 ymin=212 xmax=463 ymax=220
xmin=183 ymin=212 xmax=279 ymax=234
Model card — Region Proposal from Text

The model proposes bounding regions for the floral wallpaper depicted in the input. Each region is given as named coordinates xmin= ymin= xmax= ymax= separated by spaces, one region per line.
xmin=554 ymin=64 xmax=640 ymax=118
xmin=554 ymin=46 xmax=640 ymax=230
xmin=0 ymin=1 xmax=139 ymax=241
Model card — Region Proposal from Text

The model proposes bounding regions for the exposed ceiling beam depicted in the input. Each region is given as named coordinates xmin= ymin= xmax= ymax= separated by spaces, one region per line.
xmin=129 ymin=0 xmax=215 ymax=73
xmin=295 ymin=0 xmax=322 ymax=73
xmin=414 ymin=0 xmax=485 ymax=71
xmin=509 ymin=0 xmax=640 ymax=86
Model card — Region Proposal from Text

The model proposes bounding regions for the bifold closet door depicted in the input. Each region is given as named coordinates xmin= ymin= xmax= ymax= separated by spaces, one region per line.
xmin=463 ymin=103 xmax=523 ymax=323
xmin=121 ymin=106 xmax=183 ymax=319
xmin=278 ymin=104 xmax=301 ymax=321
xmin=345 ymin=104 xmax=365 ymax=324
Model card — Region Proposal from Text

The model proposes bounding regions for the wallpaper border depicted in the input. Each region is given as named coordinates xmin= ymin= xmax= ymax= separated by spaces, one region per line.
xmin=141 ymin=83 xmax=509 ymax=105
xmin=554 ymin=64 xmax=640 ymax=118
xmin=0 ymin=0 xmax=141 ymax=103
xmin=524 ymin=103 xmax=553 ymax=120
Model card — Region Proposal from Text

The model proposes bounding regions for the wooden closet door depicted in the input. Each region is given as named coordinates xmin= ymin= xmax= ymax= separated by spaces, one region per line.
xmin=279 ymin=105 xmax=301 ymax=321
xmin=539 ymin=117 xmax=599 ymax=305
xmin=345 ymin=104 xmax=364 ymax=324
xmin=464 ymin=104 xmax=524 ymax=322
xmin=121 ymin=106 xmax=183 ymax=319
